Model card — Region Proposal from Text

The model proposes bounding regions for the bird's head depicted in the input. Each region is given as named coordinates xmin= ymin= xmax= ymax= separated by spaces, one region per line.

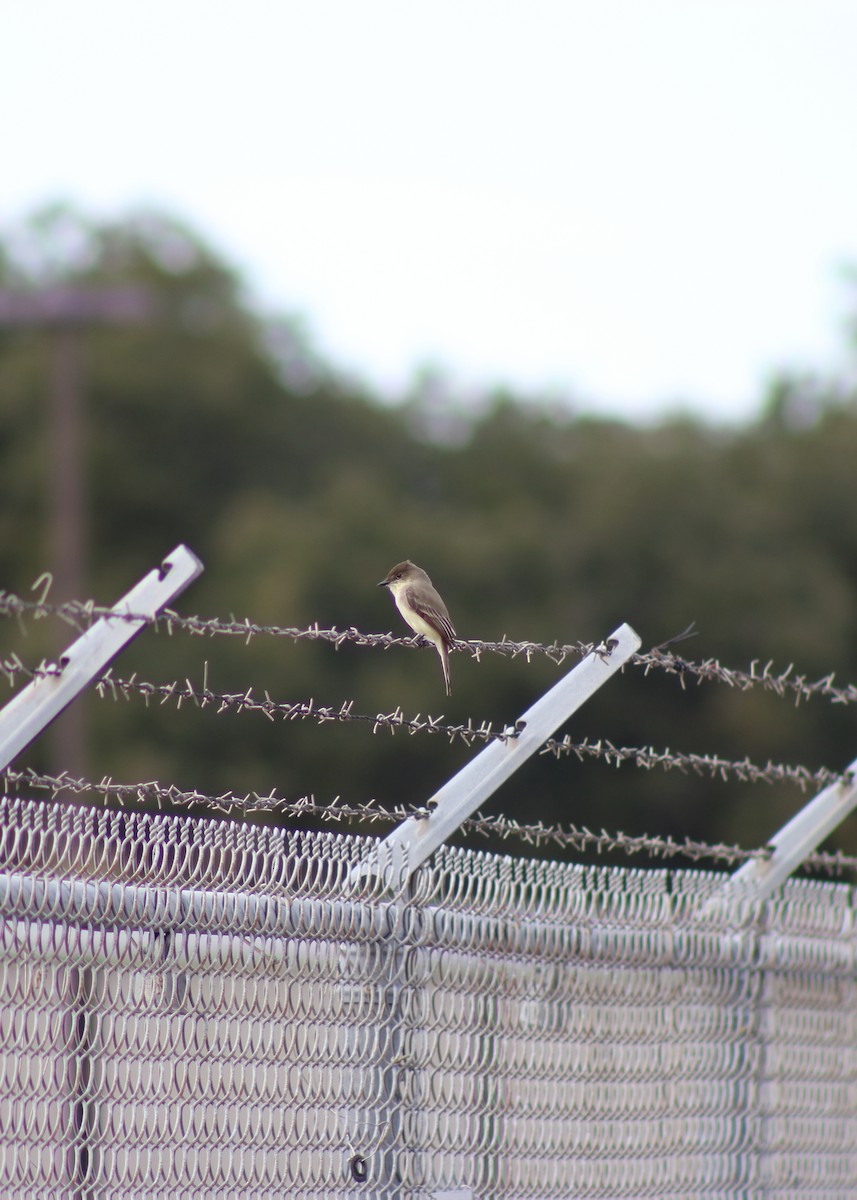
xmin=378 ymin=560 xmax=420 ymax=589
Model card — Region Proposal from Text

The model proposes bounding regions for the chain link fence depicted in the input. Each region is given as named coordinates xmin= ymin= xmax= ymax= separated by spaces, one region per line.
xmin=1 ymin=792 xmax=856 ymax=1199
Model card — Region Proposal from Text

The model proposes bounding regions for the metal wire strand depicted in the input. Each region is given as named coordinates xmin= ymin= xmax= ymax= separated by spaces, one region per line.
xmin=4 ymin=767 xmax=856 ymax=873
xmin=0 ymin=656 xmax=847 ymax=790
xmin=3 ymin=589 xmax=857 ymax=706
xmin=88 ymin=669 xmax=852 ymax=793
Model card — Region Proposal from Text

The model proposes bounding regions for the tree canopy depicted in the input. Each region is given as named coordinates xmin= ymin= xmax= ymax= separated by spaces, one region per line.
xmin=2 ymin=203 xmax=857 ymax=870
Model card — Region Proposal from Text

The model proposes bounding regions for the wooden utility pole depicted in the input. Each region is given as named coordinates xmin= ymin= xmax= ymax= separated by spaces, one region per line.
xmin=0 ymin=285 xmax=152 ymax=779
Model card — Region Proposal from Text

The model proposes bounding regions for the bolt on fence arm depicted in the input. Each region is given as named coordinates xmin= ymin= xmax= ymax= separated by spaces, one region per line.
xmin=375 ymin=623 xmax=642 ymax=888
xmin=728 ymin=751 xmax=857 ymax=902
xmin=0 ymin=545 xmax=203 ymax=771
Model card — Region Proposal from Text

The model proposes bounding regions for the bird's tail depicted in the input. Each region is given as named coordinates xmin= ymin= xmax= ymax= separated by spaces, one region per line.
xmin=438 ymin=642 xmax=452 ymax=696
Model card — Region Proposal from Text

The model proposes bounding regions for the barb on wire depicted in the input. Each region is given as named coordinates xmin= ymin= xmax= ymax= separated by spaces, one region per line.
xmin=0 ymin=654 xmax=62 ymax=686
xmin=4 ymin=588 xmax=857 ymax=707
xmin=4 ymin=766 xmax=856 ymax=874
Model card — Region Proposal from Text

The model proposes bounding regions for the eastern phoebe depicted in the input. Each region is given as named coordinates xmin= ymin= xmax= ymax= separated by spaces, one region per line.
xmin=378 ymin=560 xmax=456 ymax=695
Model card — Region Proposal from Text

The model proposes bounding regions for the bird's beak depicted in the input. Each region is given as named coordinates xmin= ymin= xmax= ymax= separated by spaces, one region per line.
xmin=377 ymin=579 xmax=389 ymax=588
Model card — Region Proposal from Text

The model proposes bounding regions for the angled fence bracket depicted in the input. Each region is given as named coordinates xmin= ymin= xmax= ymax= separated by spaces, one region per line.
xmin=0 ymin=544 xmax=203 ymax=772
xmin=374 ymin=622 xmax=641 ymax=889
xmin=727 ymin=751 xmax=857 ymax=902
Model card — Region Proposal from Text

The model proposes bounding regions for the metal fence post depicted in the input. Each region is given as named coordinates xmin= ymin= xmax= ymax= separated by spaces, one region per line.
xmin=0 ymin=544 xmax=203 ymax=771
xmin=375 ymin=622 xmax=641 ymax=887
xmin=728 ymin=750 xmax=857 ymax=901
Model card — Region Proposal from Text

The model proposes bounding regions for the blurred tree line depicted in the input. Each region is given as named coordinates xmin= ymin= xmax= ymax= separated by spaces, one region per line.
xmin=2 ymin=203 xmax=857 ymax=869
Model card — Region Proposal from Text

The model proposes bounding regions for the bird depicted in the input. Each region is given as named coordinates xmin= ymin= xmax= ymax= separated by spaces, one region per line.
xmin=378 ymin=560 xmax=456 ymax=695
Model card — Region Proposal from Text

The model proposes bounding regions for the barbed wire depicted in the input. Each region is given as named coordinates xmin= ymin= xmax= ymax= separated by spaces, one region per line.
xmin=82 ymin=670 xmax=857 ymax=793
xmin=3 ymin=593 xmax=855 ymax=874
xmin=0 ymin=654 xmax=847 ymax=791
xmin=0 ymin=591 xmax=598 ymax=660
xmin=635 ymin=647 xmax=857 ymax=709
xmin=3 ymin=766 xmax=855 ymax=875
xmin=0 ymin=657 xmax=519 ymax=747
xmin=4 ymin=593 xmax=856 ymax=879
xmin=0 ymin=653 xmax=63 ymax=687
xmin=95 ymin=669 xmax=853 ymax=792
xmin=542 ymin=735 xmax=848 ymax=793
xmin=3 ymin=587 xmax=856 ymax=709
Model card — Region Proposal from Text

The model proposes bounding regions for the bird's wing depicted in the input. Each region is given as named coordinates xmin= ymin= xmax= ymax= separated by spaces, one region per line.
xmin=405 ymin=586 xmax=456 ymax=643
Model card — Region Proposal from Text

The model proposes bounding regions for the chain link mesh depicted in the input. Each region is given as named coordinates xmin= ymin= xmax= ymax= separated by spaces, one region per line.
xmin=2 ymin=793 xmax=856 ymax=1199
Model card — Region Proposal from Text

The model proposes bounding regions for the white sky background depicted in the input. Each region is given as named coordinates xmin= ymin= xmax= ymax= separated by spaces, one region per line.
xmin=3 ymin=0 xmax=857 ymax=423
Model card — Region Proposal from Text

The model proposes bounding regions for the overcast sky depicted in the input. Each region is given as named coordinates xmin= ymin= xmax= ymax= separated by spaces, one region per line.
xmin=4 ymin=0 xmax=857 ymax=422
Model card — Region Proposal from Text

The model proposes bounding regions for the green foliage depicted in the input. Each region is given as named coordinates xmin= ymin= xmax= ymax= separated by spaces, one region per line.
xmin=3 ymin=203 xmax=857 ymax=868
